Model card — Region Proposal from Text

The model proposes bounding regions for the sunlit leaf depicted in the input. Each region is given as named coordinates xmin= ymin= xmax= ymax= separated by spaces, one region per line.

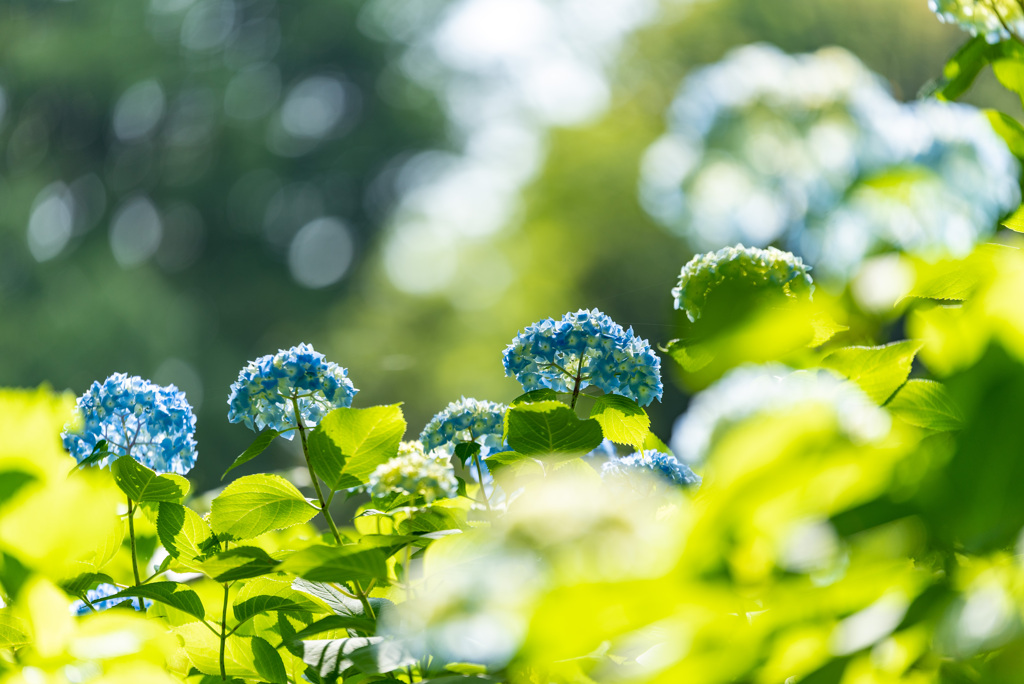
xmin=209 ymin=473 xmax=317 ymax=541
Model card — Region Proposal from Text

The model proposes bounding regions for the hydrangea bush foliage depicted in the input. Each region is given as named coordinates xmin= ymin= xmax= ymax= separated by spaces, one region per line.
xmin=6 ymin=14 xmax=1024 ymax=684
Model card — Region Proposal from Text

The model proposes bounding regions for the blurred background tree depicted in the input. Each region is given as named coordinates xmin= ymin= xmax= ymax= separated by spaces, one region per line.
xmin=0 ymin=0 xmax=1011 ymax=489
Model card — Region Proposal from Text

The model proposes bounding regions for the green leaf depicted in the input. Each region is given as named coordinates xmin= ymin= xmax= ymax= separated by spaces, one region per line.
xmin=0 ymin=611 xmax=30 ymax=648
xmin=887 ymin=379 xmax=964 ymax=431
xmin=822 ymin=340 xmax=923 ymax=405
xmin=109 ymin=456 xmax=190 ymax=503
xmin=233 ymin=577 xmax=324 ymax=624
xmin=503 ymin=389 xmax=559 ymax=440
xmin=252 ymin=635 xmax=288 ymax=684
xmin=71 ymin=440 xmax=110 ymax=472
xmin=993 ymin=58 xmax=1024 ymax=97
xmin=280 ymin=545 xmax=388 ymax=584
xmin=290 ymin=614 xmax=376 ymax=641
xmin=589 ymin=395 xmax=650 ymax=451
xmin=937 ymin=36 xmax=996 ymax=100
xmin=396 ymin=507 xmax=466 ymax=535
xmin=1002 ymin=203 xmax=1024 ymax=233
xmin=59 ymin=572 xmax=113 ymax=596
xmin=222 ymin=429 xmax=280 ymax=480
xmin=0 ymin=470 xmax=35 ymax=508
xmin=445 ymin=664 xmax=488 ymax=676
xmin=209 ymin=473 xmax=318 ymax=541
xmin=421 ymin=677 xmax=503 ymax=684
xmin=107 ymin=581 xmax=205 ymax=620
xmin=506 ymin=401 xmax=603 ymax=457
xmin=347 ymin=640 xmax=417 ymax=674
xmin=987 ymin=110 xmax=1024 ymax=159
xmin=301 ymin=637 xmax=382 ymax=679
xmin=157 ymin=503 xmax=216 ymax=569
xmin=199 ymin=546 xmax=282 ymax=582
xmin=482 ymin=450 xmax=529 ymax=474
xmin=453 ymin=441 xmax=481 ymax=468
xmin=292 ymin=579 xmax=394 ymax=622
xmin=308 ymin=405 xmax=406 ymax=490
xmin=175 ymin=623 xmax=285 ymax=681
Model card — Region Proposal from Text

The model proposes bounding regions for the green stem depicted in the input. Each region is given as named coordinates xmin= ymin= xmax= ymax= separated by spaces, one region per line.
xmin=126 ymin=495 xmax=144 ymax=612
xmin=219 ymin=582 xmax=229 ymax=682
xmin=291 ymin=396 xmax=342 ymax=544
xmin=569 ymin=359 xmax=584 ymax=410
xmin=473 ymin=452 xmax=492 ymax=512
xmin=351 ymin=580 xmax=377 ymax=621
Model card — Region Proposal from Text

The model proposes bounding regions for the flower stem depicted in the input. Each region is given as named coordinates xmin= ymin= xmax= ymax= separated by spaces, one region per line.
xmin=351 ymin=580 xmax=377 ymax=621
xmin=291 ymin=397 xmax=342 ymax=544
xmin=473 ymin=451 xmax=492 ymax=512
xmin=219 ymin=582 xmax=229 ymax=681
xmin=570 ymin=360 xmax=584 ymax=410
xmin=126 ymin=495 xmax=144 ymax=611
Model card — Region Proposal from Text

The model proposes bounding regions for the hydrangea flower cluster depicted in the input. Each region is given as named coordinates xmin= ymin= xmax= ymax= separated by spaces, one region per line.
xmin=420 ymin=397 xmax=509 ymax=456
xmin=602 ymin=451 xmax=702 ymax=489
xmin=367 ymin=441 xmax=458 ymax=502
xmin=929 ymin=0 xmax=1024 ymax=43
xmin=673 ymin=245 xmax=814 ymax=322
xmin=61 ymin=373 xmax=198 ymax=476
xmin=227 ymin=343 xmax=357 ymax=436
xmin=70 ymin=583 xmax=152 ymax=616
xmin=502 ymin=309 xmax=663 ymax=406
xmin=670 ymin=364 xmax=890 ymax=464
xmin=639 ymin=44 xmax=1020 ymax=280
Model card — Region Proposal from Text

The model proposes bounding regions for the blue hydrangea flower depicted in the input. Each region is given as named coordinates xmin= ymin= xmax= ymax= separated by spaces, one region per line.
xmin=70 ymin=583 xmax=152 ymax=616
xmin=227 ymin=343 xmax=357 ymax=436
xmin=368 ymin=441 xmax=458 ymax=502
xmin=585 ymin=438 xmax=619 ymax=461
xmin=502 ymin=309 xmax=663 ymax=406
xmin=420 ymin=397 xmax=509 ymax=456
xmin=61 ymin=373 xmax=198 ymax=476
xmin=929 ymin=0 xmax=1024 ymax=43
xmin=673 ymin=245 xmax=814 ymax=322
xmin=602 ymin=451 xmax=702 ymax=489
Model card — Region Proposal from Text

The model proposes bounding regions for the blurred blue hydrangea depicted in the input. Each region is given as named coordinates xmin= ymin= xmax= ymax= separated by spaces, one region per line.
xmin=69 ymin=583 xmax=152 ymax=616
xmin=368 ymin=441 xmax=458 ymax=502
xmin=602 ymin=451 xmax=702 ymax=489
xmin=420 ymin=397 xmax=508 ymax=456
xmin=673 ymin=244 xmax=814 ymax=322
xmin=503 ymin=309 xmax=663 ymax=406
xmin=929 ymin=0 xmax=1024 ymax=43
xmin=227 ymin=343 xmax=357 ymax=435
xmin=640 ymin=44 xmax=1020 ymax=281
xmin=670 ymin=364 xmax=890 ymax=464
xmin=61 ymin=373 xmax=198 ymax=476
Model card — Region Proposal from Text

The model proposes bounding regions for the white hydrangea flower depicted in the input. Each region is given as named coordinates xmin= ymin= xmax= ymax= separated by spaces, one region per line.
xmin=368 ymin=440 xmax=458 ymax=502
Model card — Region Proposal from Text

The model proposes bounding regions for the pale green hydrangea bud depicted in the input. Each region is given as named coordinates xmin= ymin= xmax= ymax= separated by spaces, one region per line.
xmin=929 ymin=0 xmax=1024 ymax=43
xmin=672 ymin=244 xmax=814 ymax=322
xmin=368 ymin=440 xmax=458 ymax=502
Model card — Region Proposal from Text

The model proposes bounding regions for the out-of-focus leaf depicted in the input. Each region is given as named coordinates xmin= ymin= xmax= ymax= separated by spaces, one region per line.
xmin=887 ymin=380 xmax=964 ymax=431
xmin=822 ymin=340 xmax=923 ymax=404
